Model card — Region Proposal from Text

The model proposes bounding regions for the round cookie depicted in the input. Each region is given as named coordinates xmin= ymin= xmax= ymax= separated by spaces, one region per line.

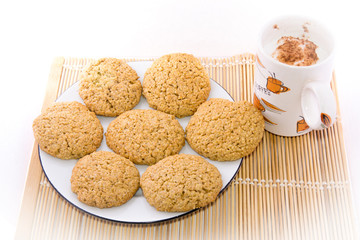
xmin=140 ymin=154 xmax=223 ymax=212
xmin=185 ymin=98 xmax=265 ymax=161
xmin=105 ymin=109 xmax=185 ymax=165
xmin=142 ymin=53 xmax=211 ymax=118
xmin=79 ymin=58 xmax=142 ymax=117
xmin=32 ymin=101 xmax=103 ymax=159
xmin=70 ymin=151 xmax=140 ymax=208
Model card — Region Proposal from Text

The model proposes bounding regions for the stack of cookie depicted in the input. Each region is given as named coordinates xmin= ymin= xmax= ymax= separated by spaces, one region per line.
xmin=33 ymin=53 xmax=265 ymax=212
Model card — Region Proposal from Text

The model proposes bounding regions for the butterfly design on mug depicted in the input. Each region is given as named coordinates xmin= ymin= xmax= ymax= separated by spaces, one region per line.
xmin=321 ymin=113 xmax=332 ymax=127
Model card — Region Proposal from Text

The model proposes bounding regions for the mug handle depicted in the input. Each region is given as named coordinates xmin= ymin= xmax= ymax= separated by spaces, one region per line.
xmin=301 ymin=81 xmax=337 ymax=130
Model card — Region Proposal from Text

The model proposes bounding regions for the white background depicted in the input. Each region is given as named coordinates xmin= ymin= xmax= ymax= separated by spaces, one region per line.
xmin=1 ymin=0 xmax=359 ymax=238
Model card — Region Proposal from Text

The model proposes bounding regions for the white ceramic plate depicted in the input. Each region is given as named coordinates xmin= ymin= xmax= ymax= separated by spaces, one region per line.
xmin=39 ymin=61 xmax=243 ymax=223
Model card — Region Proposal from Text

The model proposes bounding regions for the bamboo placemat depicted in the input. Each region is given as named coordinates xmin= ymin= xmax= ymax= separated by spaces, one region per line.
xmin=16 ymin=55 xmax=358 ymax=240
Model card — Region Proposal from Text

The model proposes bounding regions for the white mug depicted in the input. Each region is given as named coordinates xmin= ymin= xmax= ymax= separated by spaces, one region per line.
xmin=254 ymin=16 xmax=336 ymax=136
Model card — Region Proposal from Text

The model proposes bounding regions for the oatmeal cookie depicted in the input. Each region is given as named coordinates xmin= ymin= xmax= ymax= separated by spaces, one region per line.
xmin=79 ymin=58 xmax=142 ymax=117
xmin=32 ymin=101 xmax=103 ymax=159
xmin=70 ymin=151 xmax=140 ymax=208
xmin=105 ymin=109 xmax=185 ymax=165
xmin=140 ymin=154 xmax=222 ymax=212
xmin=185 ymin=98 xmax=265 ymax=161
xmin=142 ymin=53 xmax=211 ymax=118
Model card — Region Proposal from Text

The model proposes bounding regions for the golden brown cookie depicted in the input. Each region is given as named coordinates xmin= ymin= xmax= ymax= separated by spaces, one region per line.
xmin=140 ymin=154 xmax=222 ymax=212
xmin=185 ymin=98 xmax=265 ymax=161
xmin=142 ymin=53 xmax=211 ymax=118
xmin=105 ymin=109 xmax=185 ymax=165
xmin=70 ymin=151 xmax=140 ymax=208
xmin=79 ymin=58 xmax=142 ymax=117
xmin=32 ymin=101 xmax=103 ymax=159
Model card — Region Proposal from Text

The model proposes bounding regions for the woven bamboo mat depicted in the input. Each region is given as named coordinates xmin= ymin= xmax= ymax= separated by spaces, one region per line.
xmin=16 ymin=55 xmax=358 ymax=240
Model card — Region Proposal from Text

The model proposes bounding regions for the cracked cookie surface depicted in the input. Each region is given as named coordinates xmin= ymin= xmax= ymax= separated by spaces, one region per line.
xmin=79 ymin=58 xmax=142 ymax=117
xmin=71 ymin=151 xmax=140 ymax=208
xmin=142 ymin=53 xmax=211 ymax=118
xmin=140 ymin=154 xmax=222 ymax=212
xmin=185 ymin=98 xmax=265 ymax=161
xmin=32 ymin=101 xmax=103 ymax=159
xmin=105 ymin=109 xmax=185 ymax=165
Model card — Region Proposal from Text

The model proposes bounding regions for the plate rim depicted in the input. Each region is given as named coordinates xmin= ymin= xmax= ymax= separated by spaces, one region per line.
xmin=39 ymin=145 xmax=243 ymax=224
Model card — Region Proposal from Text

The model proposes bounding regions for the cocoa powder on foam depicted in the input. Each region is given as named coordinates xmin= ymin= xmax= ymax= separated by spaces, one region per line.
xmin=272 ymin=36 xmax=319 ymax=66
